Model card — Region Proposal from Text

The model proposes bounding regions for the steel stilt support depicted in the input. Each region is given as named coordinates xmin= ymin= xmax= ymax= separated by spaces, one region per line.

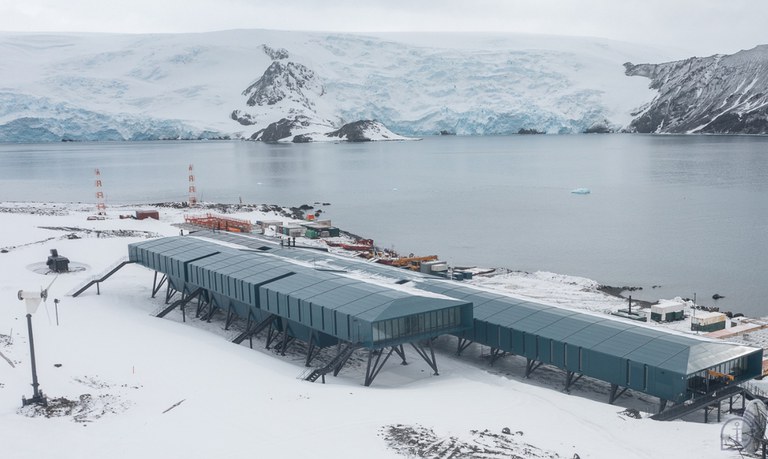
xmin=279 ymin=324 xmax=291 ymax=356
xmin=659 ymin=399 xmax=667 ymax=414
xmin=525 ymin=358 xmax=543 ymax=378
xmin=364 ymin=347 xmax=395 ymax=386
xmin=489 ymin=347 xmax=506 ymax=366
xmin=608 ymin=384 xmax=628 ymax=405
xmin=565 ymin=370 xmax=583 ymax=393
xmin=265 ymin=323 xmax=279 ymax=350
xmin=305 ymin=341 xmax=317 ymax=367
xmin=410 ymin=340 xmax=439 ymax=376
xmin=151 ymin=272 xmax=167 ymax=298
xmin=244 ymin=315 xmax=253 ymax=349
xmin=224 ymin=304 xmax=236 ymax=330
xmin=456 ymin=338 xmax=473 ymax=356
xmin=393 ymin=344 xmax=408 ymax=365
xmin=165 ymin=282 xmax=177 ymax=304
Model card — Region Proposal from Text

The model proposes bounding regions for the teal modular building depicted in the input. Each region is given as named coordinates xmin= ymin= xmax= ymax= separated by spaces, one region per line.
xmin=128 ymin=233 xmax=763 ymax=409
xmin=128 ymin=237 xmax=472 ymax=385
xmin=412 ymin=282 xmax=763 ymax=406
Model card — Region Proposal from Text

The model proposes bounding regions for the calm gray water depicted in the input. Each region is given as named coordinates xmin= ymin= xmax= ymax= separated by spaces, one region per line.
xmin=1 ymin=135 xmax=767 ymax=317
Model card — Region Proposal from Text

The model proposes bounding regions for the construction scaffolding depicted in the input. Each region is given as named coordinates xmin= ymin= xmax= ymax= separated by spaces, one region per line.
xmin=184 ymin=214 xmax=253 ymax=233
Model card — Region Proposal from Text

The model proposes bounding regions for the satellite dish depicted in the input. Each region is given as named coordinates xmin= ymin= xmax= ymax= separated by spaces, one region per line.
xmin=742 ymin=399 xmax=768 ymax=454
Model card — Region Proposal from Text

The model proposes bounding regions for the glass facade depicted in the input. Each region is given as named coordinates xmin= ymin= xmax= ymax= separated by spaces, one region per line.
xmin=372 ymin=306 xmax=461 ymax=343
xmin=686 ymin=356 xmax=749 ymax=393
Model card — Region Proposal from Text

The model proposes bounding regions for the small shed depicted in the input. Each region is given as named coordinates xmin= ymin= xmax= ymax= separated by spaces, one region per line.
xmin=281 ymin=224 xmax=305 ymax=237
xmin=135 ymin=210 xmax=159 ymax=220
xmin=650 ymin=300 xmax=685 ymax=322
xmin=691 ymin=311 xmax=727 ymax=332
xmin=302 ymin=222 xmax=341 ymax=239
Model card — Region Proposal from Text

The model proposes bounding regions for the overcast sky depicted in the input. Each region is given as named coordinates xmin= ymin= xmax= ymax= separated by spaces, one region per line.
xmin=0 ymin=0 xmax=763 ymax=55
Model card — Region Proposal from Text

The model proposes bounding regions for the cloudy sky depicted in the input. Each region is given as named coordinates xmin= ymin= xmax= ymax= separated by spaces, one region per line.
xmin=0 ymin=0 xmax=763 ymax=55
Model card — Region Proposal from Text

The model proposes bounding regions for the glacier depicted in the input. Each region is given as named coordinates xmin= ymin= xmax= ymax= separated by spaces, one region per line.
xmin=0 ymin=30 xmax=667 ymax=142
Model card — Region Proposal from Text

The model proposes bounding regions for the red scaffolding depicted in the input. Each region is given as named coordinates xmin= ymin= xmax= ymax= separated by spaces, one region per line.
xmin=184 ymin=213 xmax=253 ymax=233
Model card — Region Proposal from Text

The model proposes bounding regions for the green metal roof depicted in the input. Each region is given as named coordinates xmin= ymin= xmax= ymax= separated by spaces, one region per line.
xmin=416 ymin=281 xmax=760 ymax=376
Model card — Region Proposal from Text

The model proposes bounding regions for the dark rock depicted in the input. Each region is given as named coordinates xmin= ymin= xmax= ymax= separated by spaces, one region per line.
xmin=261 ymin=44 xmax=290 ymax=60
xmin=439 ymin=130 xmax=456 ymax=135
xmin=584 ymin=123 xmax=612 ymax=134
xmin=292 ymin=134 xmax=312 ymax=143
xmin=501 ymin=427 xmax=511 ymax=435
xmin=252 ymin=116 xmax=313 ymax=142
xmin=242 ymin=61 xmax=320 ymax=108
xmin=712 ymin=293 xmax=724 ymax=300
xmin=326 ymin=120 xmax=402 ymax=142
xmin=518 ymin=128 xmax=544 ymax=135
xmin=231 ymin=110 xmax=257 ymax=126
xmin=326 ymin=120 xmax=377 ymax=142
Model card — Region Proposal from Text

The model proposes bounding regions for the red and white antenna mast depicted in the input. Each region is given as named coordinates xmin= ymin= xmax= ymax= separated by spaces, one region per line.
xmin=188 ymin=164 xmax=198 ymax=207
xmin=95 ymin=168 xmax=106 ymax=215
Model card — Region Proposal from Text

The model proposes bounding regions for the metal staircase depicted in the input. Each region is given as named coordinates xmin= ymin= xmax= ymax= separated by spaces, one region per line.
xmin=156 ymin=288 xmax=203 ymax=318
xmin=652 ymin=385 xmax=746 ymax=421
xmin=305 ymin=343 xmax=360 ymax=383
xmin=231 ymin=313 xmax=276 ymax=345
xmin=69 ymin=259 xmax=134 ymax=297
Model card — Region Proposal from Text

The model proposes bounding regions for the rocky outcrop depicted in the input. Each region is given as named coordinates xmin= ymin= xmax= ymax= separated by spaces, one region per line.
xmin=625 ymin=46 xmax=768 ymax=134
xmin=325 ymin=120 xmax=405 ymax=142
xmin=251 ymin=118 xmax=409 ymax=143
xmin=261 ymin=44 xmax=289 ymax=61
xmin=241 ymin=61 xmax=322 ymax=108
xmin=250 ymin=116 xmax=314 ymax=142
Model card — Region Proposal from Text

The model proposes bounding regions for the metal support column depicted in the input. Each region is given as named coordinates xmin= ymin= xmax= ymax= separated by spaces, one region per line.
xmin=393 ymin=344 xmax=408 ymax=365
xmin=21 ymin=313 xmax=46 ymax=406
xmin=659 ymin=399 xmax=667 ymax=413
xmin=608 ymin=384 xmax=628 ymax=405
xmin=410 ymin=340 xmax=439 ymax=376
xmin=165 ymin=282 xmax=178 ymax=304
xmin=151 ymin=272 xmax=167 ymax=298
xmin=564 ymin=370 xmax=583 ymax=393
xmin=364 ymin=347 xmax=395 ymax=386
xmin=525 ymin=358 xmax=543 ymax=378
xmin=456 ymin=338 xmax=473 ymax=356
xmin=265 ymin=323 xmax=280 ymax=350
xmin=224 ymin=304 xmax=236 ymax=330
xmin=489 ymin=347 xmax=506 ymax=366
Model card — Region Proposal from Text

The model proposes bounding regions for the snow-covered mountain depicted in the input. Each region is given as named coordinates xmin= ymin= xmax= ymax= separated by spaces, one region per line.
xmin=0 ymin=30 xmax=668 ymax=142
xmin=625 ymin=45 xmax=768 ymax=134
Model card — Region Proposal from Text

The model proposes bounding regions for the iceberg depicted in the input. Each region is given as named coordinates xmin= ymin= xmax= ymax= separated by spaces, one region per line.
xmin=571 ymin=188 xmax=591 ymax=195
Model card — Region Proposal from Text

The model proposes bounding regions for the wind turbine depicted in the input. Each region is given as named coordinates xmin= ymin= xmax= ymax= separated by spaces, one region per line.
xmin=17 ymin=276 xmax=56 ymax=406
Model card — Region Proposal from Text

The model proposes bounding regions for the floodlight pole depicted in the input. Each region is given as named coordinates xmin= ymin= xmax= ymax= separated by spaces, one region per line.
xmin=23 ymin=312 xmax=44 ymax=406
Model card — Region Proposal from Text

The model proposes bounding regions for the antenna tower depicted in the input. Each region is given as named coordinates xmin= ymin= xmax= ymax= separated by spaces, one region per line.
xmin=95 ymin=168 xmax=106 ymax=215
xmin=188 ymin=164 xmax=198 ymax=206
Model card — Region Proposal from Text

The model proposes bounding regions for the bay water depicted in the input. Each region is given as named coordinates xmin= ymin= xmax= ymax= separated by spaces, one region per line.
xmin=1 ymin=135 xmax=766 ymax=317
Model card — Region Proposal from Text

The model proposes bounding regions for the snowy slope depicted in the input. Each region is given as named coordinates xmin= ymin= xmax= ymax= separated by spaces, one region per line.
xmin=0 ymin=30 xmax=665 ymax=141
xmin=0 ymin=202 xmax=745 ymax=458
xmin=625 ymin=45 xmax=768 ymax=134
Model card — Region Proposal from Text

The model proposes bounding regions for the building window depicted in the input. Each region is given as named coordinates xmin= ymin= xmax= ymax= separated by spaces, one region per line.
xmin=372 ymin=306 xmax=461 ymax=343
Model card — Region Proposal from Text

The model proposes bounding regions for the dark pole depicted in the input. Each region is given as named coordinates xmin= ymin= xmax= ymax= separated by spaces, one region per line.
xmin=54 ymin=298 xmax=60 ymax=326
xmin=628 ymin=295 xmax=632 ymax=315
xmin=25 ymin=313 xmax=43 ymax=403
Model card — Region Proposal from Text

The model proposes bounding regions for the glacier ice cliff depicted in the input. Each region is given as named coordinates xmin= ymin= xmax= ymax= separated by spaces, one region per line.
xmin=0 ymin=30 xmax=675 ymax=142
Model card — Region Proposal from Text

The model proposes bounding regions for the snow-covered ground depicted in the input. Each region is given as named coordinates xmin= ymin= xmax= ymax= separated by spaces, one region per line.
xmin=0 ymin=202 xmax=751 ymax=458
